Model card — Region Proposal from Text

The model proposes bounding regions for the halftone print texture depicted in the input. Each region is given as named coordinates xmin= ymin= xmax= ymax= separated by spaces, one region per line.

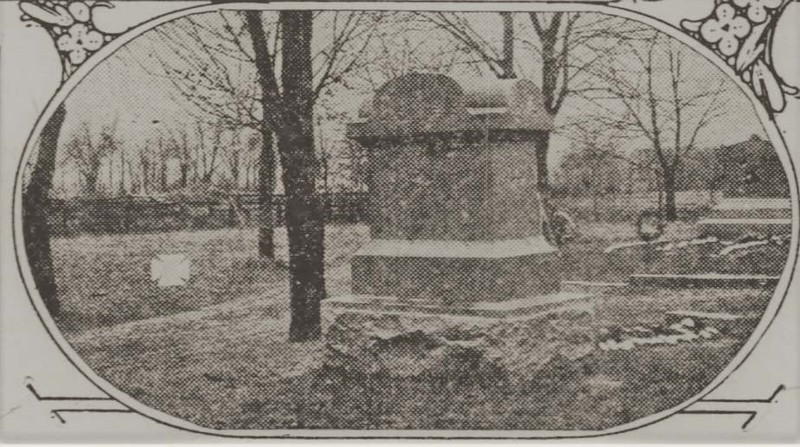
xmin=4 ymin=1 xmax=798 ymax=441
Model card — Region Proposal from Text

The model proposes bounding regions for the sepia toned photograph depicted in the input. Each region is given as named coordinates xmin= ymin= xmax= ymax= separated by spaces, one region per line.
xmin=6 ymin=0 xmax=797 ymax=439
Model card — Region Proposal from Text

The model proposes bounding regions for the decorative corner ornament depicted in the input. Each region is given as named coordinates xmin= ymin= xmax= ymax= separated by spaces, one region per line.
xmin=681 ymin=0 xmax=798 ymax=113
xmin=18 ymin=0 xmax=117 ymax=81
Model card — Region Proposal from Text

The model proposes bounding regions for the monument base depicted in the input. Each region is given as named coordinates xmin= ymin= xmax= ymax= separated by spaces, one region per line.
xmin=321 ymin=293 xmax=595 ymax=379
xmin=351 ymin=237 xmax=561 ymax=305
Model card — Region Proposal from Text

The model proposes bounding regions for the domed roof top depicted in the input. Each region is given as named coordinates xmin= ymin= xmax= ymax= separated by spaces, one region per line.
xmin=351 ymin=73 xmax=553 ymax=139
xmin=459 ymin=76 xmax=548 ymax=111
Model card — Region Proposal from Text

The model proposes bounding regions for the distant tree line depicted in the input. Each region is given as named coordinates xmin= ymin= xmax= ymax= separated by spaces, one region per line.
xmin=552 ymin=134 xmax=788 ymax=219
xmin=50 ymin=121 xmax=369 ymax=200
xmin=45 ymin=192 xmax=369 ymax=236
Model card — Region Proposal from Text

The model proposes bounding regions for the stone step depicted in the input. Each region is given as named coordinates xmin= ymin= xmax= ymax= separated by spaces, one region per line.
xmin=708 ymin=208 xmax=791 ymax=219
xmin=323 ymin=292 xmax=592 ymax=320
xmin=629 ymin=273 xmax=779 ymax=289
xmin=561 ymin=280 xmax=627 ymax=294
xmin=712 ymin=198 xmax=791 ymax=209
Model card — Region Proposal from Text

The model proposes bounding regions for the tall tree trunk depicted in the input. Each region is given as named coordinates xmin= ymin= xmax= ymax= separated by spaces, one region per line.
xmin=245 ymin=9 xmax=326 ymax=340
xmin=192 ymin=155 xmax=198 ymax=184
xmin=150 ymin=161 xmax=157 ymax=191
xmin=529 ymin=12 xmax=575 ymax=246
xmin=231 ymin=154 xmax=240 ymax=187
xmin=499 ymin=12 xmax=515 ymax=79
xmin=22 ymin=104 xmax=66 ymax=317
xmin=245 ymin=164 xmax=252 ymax=190
xmin=537 ymin=133 xmax=551 ymax=193
xmin=141 ymin=159 xmax=149 ymax=194
xmin=258 ymin=130 xmax=275 ymax=258
xmin=119 ymin=151 xmax=126 ymax=195
xmin=107 ymin=156 xmax=113 ymax=194
xmin=179 ymin=161 xmax=189 ymax=188
xmin=84 ymin=166 xmax=99 ymax=195
xmin=278 ymin=124 xmax=325 ymax=342
xmin=244 ymin=11 xmax=278 ymax=260
xmin=160 ymin=158 xmax=168 ymax=191
xmin=279 ymin=10 xmax=326 ymax=342
xmin=532 ymin=12 xmax=562 ymax=193
xmin=663 ymin=165 xmax=677 ymax=221
xmin=127 ymin=160 xmax=137 ymax=194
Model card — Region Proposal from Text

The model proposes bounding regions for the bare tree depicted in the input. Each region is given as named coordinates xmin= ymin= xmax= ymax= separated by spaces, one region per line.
xmin=558 ymin=121 xmax=631 ymax=220
xmin=226 ymin=130 xmax=243 ymax=188
xmin=185 ymin=122 xmax=223 ymax=185
xmin=414 ymin=12 xmax=516 ymax=79
xmin=416 ymin=13 xmax=628 ymax=189
xmin=137 ymin=140 xmax=152 ymax=194
xmin=62 ymin=119 xmax=120 ymax=195
xmin=132 ymin=10 xmax=384 ymax=263
xmin=158 ymin=136 xmax=169 ymax=191
xmin=137 ymin=10 xmax=385 ymax=340
xmin=165 ymin=126 xmax=193 ymax=189
xmin=579 ymin=31 xmax=732 ymax=220
xmin=527 ymin=12 xmax=580 ymax=193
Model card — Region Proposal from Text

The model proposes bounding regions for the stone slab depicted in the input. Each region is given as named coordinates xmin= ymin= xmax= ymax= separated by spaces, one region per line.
xmin=711 ymin=197 xmax=791 ymax=210
xmin=697 ymin=218 xmax=791 ymax=239
xmin=629 ymin=273 xmax=779 ymax=289
xmin=709 ymin=207 xmax=791 ymax=220
xmin=561 ymin=280 xmax=628 ymax=294
xmin=323 ymin=292 xmax=591 ymax=320
xmin=354 ymin=237 xmax=557 ymax=258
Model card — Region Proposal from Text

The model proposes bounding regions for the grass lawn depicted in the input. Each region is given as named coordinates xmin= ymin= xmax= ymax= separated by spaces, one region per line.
xmin=52 ymin=225 xmax=368 ymax=333
xmin=49 ymin=221 xmax=784 ymax=431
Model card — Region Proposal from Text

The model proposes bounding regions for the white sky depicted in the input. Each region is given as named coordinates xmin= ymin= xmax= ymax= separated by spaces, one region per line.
xmin=61 ymin=10 xmax=767 ymax=158
xmin=3 ymin=1 xmax=790 ymax=197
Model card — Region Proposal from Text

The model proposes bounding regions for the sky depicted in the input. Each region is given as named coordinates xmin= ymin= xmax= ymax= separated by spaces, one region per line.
xmin=18 ymin=8 xmax=773 ymax=196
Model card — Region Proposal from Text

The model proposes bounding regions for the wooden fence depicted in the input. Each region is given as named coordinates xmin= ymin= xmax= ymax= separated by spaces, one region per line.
xmin=47 ymin=192 xmax=369 ymax=236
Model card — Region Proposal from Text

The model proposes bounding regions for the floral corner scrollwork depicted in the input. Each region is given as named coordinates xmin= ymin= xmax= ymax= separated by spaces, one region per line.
xmin=19 ymin=0 xmax=117 ymax=81
xmin=681 ymin=0 xmax=798 ymax=113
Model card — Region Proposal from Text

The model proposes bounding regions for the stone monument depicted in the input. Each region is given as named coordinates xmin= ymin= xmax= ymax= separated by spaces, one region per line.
xmin=322 ymin=74 xmax=594 ymax=378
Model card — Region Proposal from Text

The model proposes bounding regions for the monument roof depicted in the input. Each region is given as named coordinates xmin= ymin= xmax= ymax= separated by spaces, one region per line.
xmin=349 ymin=73 xmax=554 ymax=140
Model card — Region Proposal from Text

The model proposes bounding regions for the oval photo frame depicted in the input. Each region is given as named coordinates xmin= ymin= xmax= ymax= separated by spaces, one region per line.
xmin=11 ymin=1 xmax=799 ymax=439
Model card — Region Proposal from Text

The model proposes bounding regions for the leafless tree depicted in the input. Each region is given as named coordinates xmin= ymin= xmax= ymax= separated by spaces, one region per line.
xmin=578 ymin=31 xmax=732 ymax=220
xmin=134 ymin=10 xmax=386 ymax=340
xmin=413 ymin=12 xmax=514 ymax=79
xmin=416 ymin=13 xmax=631 ymax=189
xmin=131 ymin=10 xmax=384 ymax=265
xmin=164 ymin=126 xmax=193 ymax=189
xmin=63 ymin=119 xmax=120 ymax=195
xmin=558 ymin=120 xmax=635 ymax=220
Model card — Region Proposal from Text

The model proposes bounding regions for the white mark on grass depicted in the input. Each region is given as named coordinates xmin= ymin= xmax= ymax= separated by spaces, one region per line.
xmin=150 ymin=254 xmax=190 ymax=287
xmin=717 ymin=239 xmax=769 ymax=256
xmin=690 ymin=236 xmax=718 ymax=245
